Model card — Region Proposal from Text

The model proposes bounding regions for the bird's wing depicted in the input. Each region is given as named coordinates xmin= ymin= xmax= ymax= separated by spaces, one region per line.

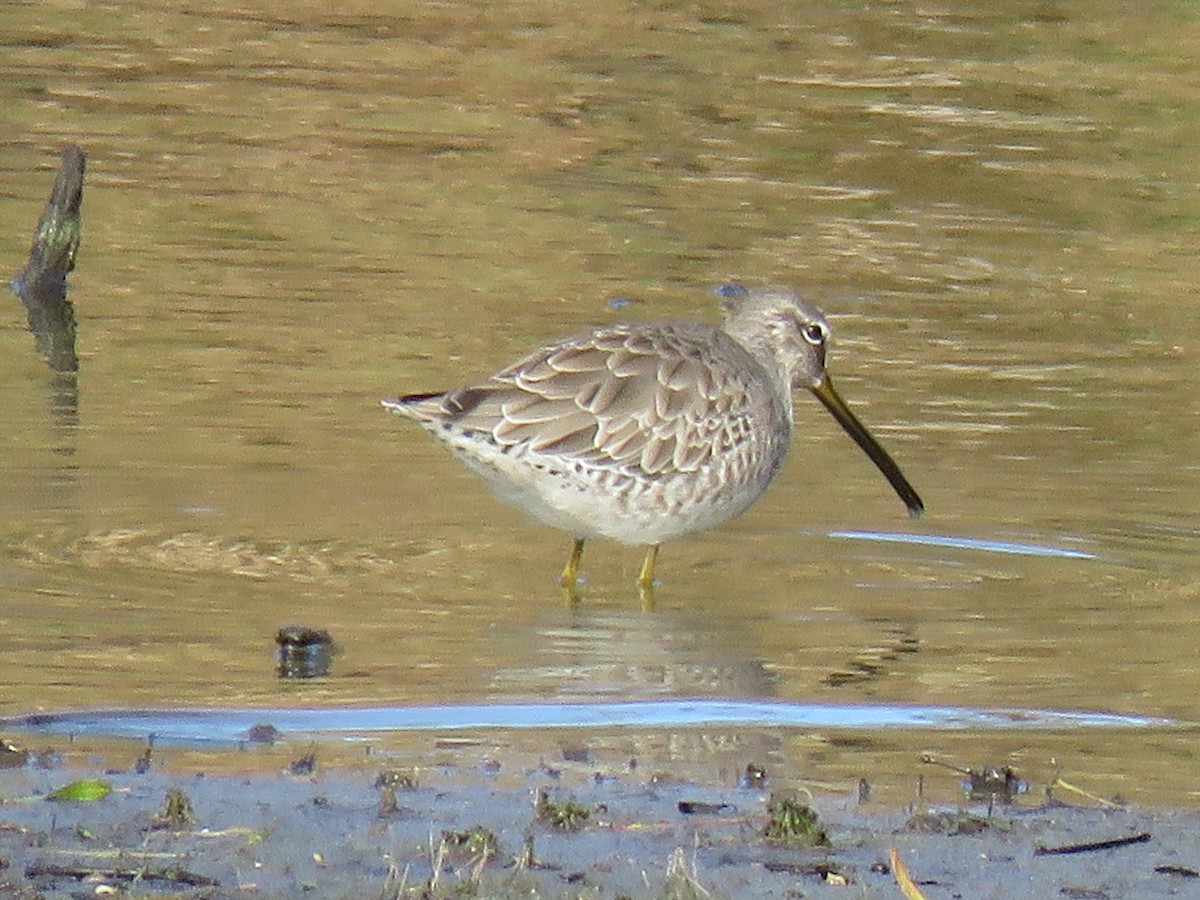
xmin=416 ymin=324 xmax=770 ymax=476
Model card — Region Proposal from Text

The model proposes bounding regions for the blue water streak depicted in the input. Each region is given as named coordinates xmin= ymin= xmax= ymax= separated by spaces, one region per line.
xmin=830 ymin=530 xmax=1098 ymax=560
xmin=0 ymin=699 xmax=1169 ymax=745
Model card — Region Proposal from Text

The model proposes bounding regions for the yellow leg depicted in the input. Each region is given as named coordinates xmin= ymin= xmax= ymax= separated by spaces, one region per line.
xmin=637 ymin=545 xmax=659 ymax=610
xmin=637 ymin=545 xmax=660 ymax=589
xmin=561 ymin=538 xmax=585 ymax=590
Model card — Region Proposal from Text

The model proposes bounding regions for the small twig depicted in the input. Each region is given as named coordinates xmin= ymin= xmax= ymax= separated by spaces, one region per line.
xmin=920 ymin=754 xmax=972 ymax=776
xmin=1050 ymin=777 xmax=1124 ymax=809
xmin=889 ymin=847 xmax=928 ymax=900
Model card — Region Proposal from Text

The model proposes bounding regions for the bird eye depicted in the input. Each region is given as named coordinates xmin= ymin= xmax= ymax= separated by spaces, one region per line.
xmin=801 ymin=323 xmax=825 ymax=345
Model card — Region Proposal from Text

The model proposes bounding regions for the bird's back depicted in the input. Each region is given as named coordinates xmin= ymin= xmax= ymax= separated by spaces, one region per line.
xmin=390 ymin=321 xmax=791 ymax=475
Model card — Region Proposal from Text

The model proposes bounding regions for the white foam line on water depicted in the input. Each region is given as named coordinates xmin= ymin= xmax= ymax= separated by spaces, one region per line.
xmin=0 ymin=700 xmax=1172 ymax=744
xmin=829 ymin=530 xmax=1099 ymax=560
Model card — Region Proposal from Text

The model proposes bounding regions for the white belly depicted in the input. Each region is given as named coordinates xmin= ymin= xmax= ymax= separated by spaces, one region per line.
xmin=440 ymin=430 xmax=786 ymax=546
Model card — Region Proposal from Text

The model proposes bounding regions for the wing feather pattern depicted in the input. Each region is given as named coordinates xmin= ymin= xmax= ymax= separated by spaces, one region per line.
xmin=397 ymin=323 xmax=775 ymax=477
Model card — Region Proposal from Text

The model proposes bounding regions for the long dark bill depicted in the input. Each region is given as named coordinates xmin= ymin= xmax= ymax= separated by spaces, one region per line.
xmin=809 ymin=376 xmax=924 ymax=517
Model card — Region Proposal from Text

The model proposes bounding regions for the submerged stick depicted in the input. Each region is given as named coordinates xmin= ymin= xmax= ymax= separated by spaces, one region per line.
xmin=24 ymin=861 xmax=219 ymax=887
xmin=11 ymin=144 xmax=86 ymax=373
xmin=1034 ymin=832 xmax=1151 ymax=856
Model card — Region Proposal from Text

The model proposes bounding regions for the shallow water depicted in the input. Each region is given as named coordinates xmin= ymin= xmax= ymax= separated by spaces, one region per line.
xmin=3 ymin=1 xmax=1200 ymax=803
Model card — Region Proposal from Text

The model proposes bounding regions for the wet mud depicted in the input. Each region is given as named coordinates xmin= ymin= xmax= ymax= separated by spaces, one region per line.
xmin=1 ymin=742 xmax=1197 ymax=899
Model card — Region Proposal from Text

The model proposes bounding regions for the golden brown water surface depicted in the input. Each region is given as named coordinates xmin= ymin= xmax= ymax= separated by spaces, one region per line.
xmin=3 ymin=0 xmax=1200 ymax=802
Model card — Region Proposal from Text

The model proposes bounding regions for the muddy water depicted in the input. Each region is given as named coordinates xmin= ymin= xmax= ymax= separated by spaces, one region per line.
xmin=2 ymin=1 xmax=1200 ymax=801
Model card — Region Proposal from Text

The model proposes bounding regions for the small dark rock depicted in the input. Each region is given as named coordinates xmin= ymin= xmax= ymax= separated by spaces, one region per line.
xmin=246 ymin=724 xmax=280 ymax=744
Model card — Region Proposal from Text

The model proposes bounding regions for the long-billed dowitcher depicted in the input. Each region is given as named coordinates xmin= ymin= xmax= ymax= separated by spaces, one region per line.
xmin=383 ymin=284 xmax=922 ymax=593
